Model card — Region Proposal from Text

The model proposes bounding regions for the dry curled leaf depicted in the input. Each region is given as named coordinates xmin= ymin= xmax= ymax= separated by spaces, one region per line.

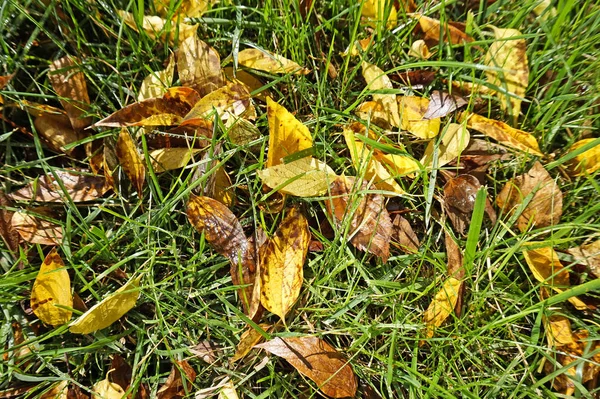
xmin=48 ymin=56 xmax=92 ymax=131
xmin=258 ymin=157 xmax=336 ymax=197
xmin=12 ymin=208 xmax=63 ymax=245
xmin=138 ymin=55 xmax=175 ymax=101
xmin=398 ymin=96 xmax=441 ymax=139
xmin=568 ymin=239 xmax=600 ymax=279
xmin=361 ymin=62 xmax=400 ymax=128
xmin=39 ymin=381 xmax=68 ymax=399
xmin=565 ymin=138 xmax=600 ymax=176
xmin=31 ymin=249 xmax=72 ymax=326
xmin=260 ymin=207 xmax=310 ymax=320
xmin=109 ymin=355 xmax=150 ymax=399
xmin=156 ymin=361 xmax=197 ymax=399
xmin=421 ymin=123 xmax=470 ymax=168
xmin=178 ymin=35 xmax=224 ymax=96
xmin=181 ymin=83 xmax=251 ymax=126
xmin=327 ymin=176 xmax=392 ymax=262
xmin=443 ymin=175 xmax=496 ymax=235
xmin=255 ymin=336 xmax=358 ymax=398
xmin=237 ymin=48 xmax=309 ymax=75
xmin=423 ymin=90 xmax=467 ymax=120
xmin=9 ymin=170 xmax=109 ymax=203
xmin=496 ymin=162 xmax=562 ymax=232
xmin=409 ymin=39 xmax=432 ymax=59
xmin=423 ymin=276 xmax=462 ymax=339
xmin=462 ymin=113 xmax=542 ymax=156
xmin=118 ymin=10 xmax=198 ymax=44
xmin=92 ymin=379 xmax=125 ymax=399
xmin=391 ymin=215 xmax=419 ymax=254
xmin=116 ymin=129 xmax=145 ymax=197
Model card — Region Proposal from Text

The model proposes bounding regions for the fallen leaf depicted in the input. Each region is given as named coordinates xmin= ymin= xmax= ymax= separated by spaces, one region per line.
xmin=266 ymin=97 xmax=313 ymax=168
xmin=48 ymin=56 xmax=92 ymax=131
xmin=116 ymin=129 xmax=145 ymax=197
xmin=226 ymin=116 xmax=262 ymax=146
xmin=237 ymin=48 xmax=309 ymax=75
xmin=533 ymin=0 xmax=557 ymax=20
xmin=485 ymin=27 xmax=529 ymax=121
xmin=449 ymin=138 xmax=511 ymax=181
xmin=568 ymin=239 xmax=600 ymax=278
xmin=255 ymin=336 xmax=357 ymax=398
xmin=40 ymin=381 xmax=68 ymax=399
xmin=423 ymin=276 xmax=462 ymax=339
xmin=178 ymin=35 xmax=224 ymax=96
xmin=0 ymin=191 xmax=20 ymax=254
xmin=496 ymin=162 xmax=562 ymax=232
xmin=423 ymin=90 xmax=467 ymax=120
xmin=211 ymin=167 xmax=235 ymax=207
xmin=181 ymin=83 xmax=251 ymax=126
xmin=138 ymin=55 xmax=175 ymax=101
xmin=118 ymin=10 xmax=198 ymax=44
xmin=92 ymin=379 xmax=125 ymax=399
xmin=149 ymin=148 xmax=203 ymax=173
xmin=409 ymin=39 xmax=432 ymax=59
xmin=522 ymin=246 xmax=587 ymax=310
xmin=445 ymin=231 xmax=464 ymax=280
xmin=373 ymin=150 xmax=421 ymax=178
xmin=342 ymin=36 xmax=373 ymax=57
xmin=33 ymin=112 xmax=82 ymax=156
xmin=326 ymin=176 xmax=392 ymax=262
xmin=355 ymin=101 xmax=395 ymax=129
xmin=9 ymin=170 xmax=109 ymax=203
xmin=157 ymin=361 xmax=196 ymax=399
xmin=230 ymin=324 xmax=271 ymax=363
xmin=260 ymin=207 xmax=310 ymax=320
xmin=155 ymin=0 xmax=217 ymax=19
xmin=110 ymin=355 xmax=150 ymax=399
xmin=565 ymin=138 xmax=600 ymax=176
xmin=391 ymin=215 xmax=419 ymax=254
xmin=361 ymin=61 xmax=400 ymax=128
xmin=545 ymin=315 xmax=575 ymax=348
xmin=223 ymin=67 xmax=269 ymax=100
xmin=443 ymin=175 xmax=496 ymax=235
xmin=95 ymin=87 xmax=202 ymax=127
xmin=31 ymin=248 xmax=72 ymax=326
xmin=216 ymin=380 xmax=239 ymax=399
xmin=12 ymin=208 xmax=63 ymax=245
xmin=189 ymin=340 xmax=221 ymax=364
xmin=392 ymin=70 xmax=437 ymax=88
xmin=360 ymin=0 xmax=398 ymax=30
xmin=462 ymin=113 xmax=542 ymax=156
xmin=186 ymin=195 xmax=258 ymax=316
xmin=0 ymin=74 xmax=13 ymax=103
xmin=421 ymin=123 xmax=470 ymax=168
xmin=69 ymin=275 xmax=142 ymax=334
xmin=258 ymin=157 xmax=336 ymax=197
xmin=398 ymin=96 xmax=441 ymax=139
xmin=411 ymin=14 xmax=473 ymax=45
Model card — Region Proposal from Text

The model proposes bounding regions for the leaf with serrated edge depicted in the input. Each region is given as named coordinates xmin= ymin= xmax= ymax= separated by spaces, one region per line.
xmin=116 ymin=129 xmax=145 ymax=197
xmin=258 ymin=157 xmax=336 ymax=197
xmin=423 ymin=277 xmax=461 ymax=339
xmin=237 ymin=48 xmax=309 ymax=75
xmin=266 ymin=98 xmax=313 ymax=168
xmin=422 ymin=123 xmax=470 ymax=168
xmin=31 ymin=249 xmax=72 ymax=326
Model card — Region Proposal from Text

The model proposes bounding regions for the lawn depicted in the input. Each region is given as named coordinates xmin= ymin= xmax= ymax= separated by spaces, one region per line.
xmin=1 ymin=0 xmax=600 ymax=398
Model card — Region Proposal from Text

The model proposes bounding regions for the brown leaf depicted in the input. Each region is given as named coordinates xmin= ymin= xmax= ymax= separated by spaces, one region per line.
xmin=181 ymin=83 xmax=251 ymax=126
xmin=496 ymin=162 xmax=562 ymax=232
xmin=326 ymin=176 xmax=392 ymax=262
xmin=190 ymin=340 xmax=221 ymax=363
xmin=12 ymin=208 xmax=63 ymax=245
xmin=391 ymin=70 xmax=436 ymax=88
xmin=443 ymin=175 xmax=496 ymax=235
xmin=255 ymin=336 xmax=357 ymax=398
xmin=568 ymin=239 xmax=600 ymax=279
xmin=444 ymin=232 xmax=465 ymax=316
xmin=412 ymin=14 xmax=473 ymax=45
xmin=230 ymin=324 xmax=271 ymax=363
xmin=449 ymin=138 xmax=511 ymax=181
xmin=109 ymin=355 xmax=150 ymax=399
xmin=9 ymin=170 xmax=109 ymax=203
xmin=0 ymin=191 xmax=20 ymax=254
xmin=177 ymin=35 xmax=224 ymax=96
xmin=116 ymin=129 xmax=145 ymax=197
xmin=156 ymin=361 xmax=197 ymax=399
xmin=40 ymin=381 xmax=68 ymax=399
xmin=423 ymin=90 xmax=467 ymax=120
xmin=391 ymin=215 xmax=419 ymax=254
xmin=94 ymin=87 xmax=202 ymax=128
xmin=33 ymin=112 xmax=82 ymax=156
xmin=48 ymin=56 xmax=92 ymax=131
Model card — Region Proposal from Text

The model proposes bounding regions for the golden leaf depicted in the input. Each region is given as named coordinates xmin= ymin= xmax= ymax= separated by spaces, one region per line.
xmin=462 ymin=113 xmax=542 ymax=156
xmin=373 ymin=150 xmax=421 ymax=177
xmin=138 ymin=55 xmax=175 ymax=101
xmin=266 ymin=97 xmax=313 ymax=168
xmin=33 ymin=112 xmax=82 ymax=156
xmin=218 ymin=380 xmax=239 ymax=399
xmin=223 ymin=67 xmax=269 ymax=100
xmin=361 ymin=61 xmax=400 ymax=128
xmin=237 ymin=48 xmax=309 ymax=75
xmin=544 ymin=315 xmax=575 ymax=347
xmin=565 ymin=138 xmax=600 ymax=176
xmin=423 ymin=277 xmax=462 ymax=338
xmin=255 ymin=336 xmax=358 ymax=398
xmin=155 ymin=0 xmax=218 ymax=19
xmin=485 ymin=27 xmax=529 ymax=121
xmin=149 ymin=148 xmax=203 ymax=173
xmin=118 ymin=10 xmax=198 ymax=44
xmin=12 ymin=209 xmax=63 ymax=245
xmin=31 ymin=249 xmax=72 ymax=326
xmin=69 ymin=275 xmax=142 ymax=334
xmin=211 ymin=166 xmax=235 ymax=207
xmin=181 ymin=83 xmax=251 ymax=125
xmin=421 ymin=123 xmax=470 ymax=168
xmin=230 ymin=324 xmax=271 ymax=363
xmin=398 ymin=96 xmax=441 ymax=139
xmin=116 ymin=129 xmax=145 ymax=197
xmin=260 ymin=207 xmax=310 ymax=320
xmin=48 ymin=56 xmax=92 ymax=131
xmin=360 ymin=0 xmax=398 ymax=30
xmin=258 ymin=157 xmax=336 ymax=197
xmin=39 ymin=381 xmax=68 ymax=399
xmin=522 ymin=246 xmax=587 ymax=310
xmin=157 ymin=361 xmax=197 ymax=399
xmin=178 ymin=35 xmax=224 ymax=96
xmin=92 ymin=379 xmax=125 ymax=399
xmin=409 ymin=39 xmax=432 ymax=59
xmin=411 ymin=14 xmax=473 ymax=45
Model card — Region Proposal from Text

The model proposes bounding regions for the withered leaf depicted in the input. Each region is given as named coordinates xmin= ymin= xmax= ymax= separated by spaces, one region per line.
xmin=565 ymin=138 xmax=600 ymax=176
xmin=155 ymin=0 xmax=217 ymax=19
xmin=409 ymin=39 xmax=432 ymax=60
xmin=223 ymin=67 xmax=269 ymax=100
xmin=255 ymin=336 xmax=358 ymax=398
xmin=545 ymin=315 xmax=575 ymax=348
xmin=40 ymin=381 xmax=68 ymax=399
xmin=48 ymin=56 xmax=92 ymax=131
xmin=443 ymin=175 xmax=496 ymax=235
xmin=178 ymin=35 xmax=224 ymax=96
xmin=423 ymin=90 xmax=467 ymax=120
xmin=411 ymin=14 xmax=473 ymax=45
xmin=149 ymin=148 xmax=203 ymax=173
xmin=33 ymin=112 xmax=82 ymax=156
xmin=392 ymin=70 xmax=437 ymax=88
xmin=0 ymin=191 xmax=21 ymax=253
xmin=568 ymin=239 xmax=600 ymax=279
xmin=258 ymin=157 xmax=336 ymax=197
xmin=445 ymin=232 xmax=465 ymax=315
xmin=218 ymin=380 xmax=239 ymax=399
xmin=116 ymin=129 xmax=145 ymax=198
xmin=230 ymin=324 xmax=271 ymax=363
xmin=496 ymin=162 xmax=562 ymax=232
xmin=92 ymin=379 xmax=125 ymax=399
xmin=237 ymin=48 xmax=309 ymax=75
xmin=260 ymin=207 xmax=310 ymax=320
xmin=12 ymin=208 xmax=63 ymax=245
xmin=181 ymin=83 xmax=251 ymax=126
xmin=391 ymin=215 xmax=419 ymax=254
xmin=9 ymin=170 xmax=109 ymax=203
xmin=110 ymin=355 xmax=150 ymax=399
xmin=326 ymin=176 xmax=392 ymax=262
xmin=95 ymin=87 xmax=202 ymax=128
xmin=189 ymin=340 xmax=221 ymax=364
xmin=156 ymin=361 xmax=197 ymax=399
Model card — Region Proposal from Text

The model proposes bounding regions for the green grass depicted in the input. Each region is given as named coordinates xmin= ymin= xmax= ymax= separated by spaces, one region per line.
xmin=1 ymin=0 xmax=600 ymax=398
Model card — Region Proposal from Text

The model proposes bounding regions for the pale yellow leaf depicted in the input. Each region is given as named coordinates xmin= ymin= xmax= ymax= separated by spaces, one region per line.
xmin=31 ymin=248 xmax=72 ymax=326
xmin=409 ymin=39 xmax=432 ymax=59
xmin=92 ymin=378 xmax=125 ymax=399
xmin=138 ymin=55 xmax=175 ymax=101
xmin=237 ymin=48 xmax=309 ymax=75
xmin=218 ymin=380 xmax=240 ymax=399
xmin=361 ymin=62 xmax=400 ymax=128
xmin=421 ymin=123 xmax=470 ymax=168
xmin=423 ymin=277 xmax=462 ymax=338
xmin=565 ymin=138 xmax=600 ymax=176
xmin=118 ymin=10 xmax=198 ymax=44
xmin=258 ymin=157 xmax=336 ymax=197
xmin=177 ymin=35 xmax=223 ymax=96
xmin=149 ymin=148 xmax=203 ymax=173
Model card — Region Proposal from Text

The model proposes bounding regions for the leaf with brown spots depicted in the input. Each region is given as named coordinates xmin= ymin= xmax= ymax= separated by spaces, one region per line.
xmin=361 ymin=61 xmax=400 ymax=128
xmin=12 ymin=208 xmax=63 ymax=245
xmin=326 ymin=176 xmax=392 ymax=262
xmin=568 ymin=239 xmax=600 ymax=279
xmin=411 ymin=14 xmax=473 ymax=45
xmin=156 ymin=361 xmax=197 ymax=399
xmin=178 ymin=35 xmax=224 ymax=96
xmin=260 ymin=207 xmax=310 ymax=320
xmin=443 ymin=175 xmax=496 ymax=235
xmin=48 ymin=56 xmax=92 ymax=131
xmin=9 ymin=170 xmax=109 ymax=203
xmin=181 ymin=83 xmax=251 ymax=126
xmin=95 ymin=87 xmax=202 ymax=128
xmin=398 ymin=96 xmax=441 ymax=139
xmin=31 ymin=248 xmax=72 ymax=326
xmin=565 ymin=138 xmax=600 ymax=176
xmin=237 ymin=48 xmax=309 ymax=75
xmin=391 ymin=215 xmax=419 ymax=254
xmin=522 ymin=245 xmax=587 ymax=310
xmin=255 ymin=336 xmax=358 ymax=398
xmin=496 ymin=162 xmax=562 ymax=232
xmin=116 ymin=129 xmax=145 ymax=197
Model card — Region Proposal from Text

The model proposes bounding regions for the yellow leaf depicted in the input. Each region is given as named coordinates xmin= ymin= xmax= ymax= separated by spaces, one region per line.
xmin=361 ymin=0 xmax=398 ymax=30
xmin=155 ymin=0 xmax=217 ymax=19
xmin=33 ymin=111 xmax=82 ymax=156
xmin=522 ymin=246 xmax=587 ymax=310
xmin=423 ymin=277 xmax=462 ymax=338
xmin=421 ymin=123 xmax=470 ymax=168
xmin=213 ymin=166 xmax=234 ymax=207
xmin=178 ymin=35 xmax=224 ymax=96
xmin=260 ymin=207 xmax=310 ymax=320
xmin=544 ymin=315 xmax=575 ymax=347
xmin=149 ymin=148 xmax=203 ymax=173
xmin=116 ymin=129 xmax=145 ymax=197
xmin=223 ymin=67 xmax=270 ymax=100
xmin=398 ymin=96 xmax=441 ymax=139
xmin=361 ymin=62 xmax=400 ymax=128
xmin=31 ymin=248 xmax=72 ymax=326
xmin=565 ymin=138 xmax=600 ymax=176
xmin=373 ymin=151 xmax=421 ymax=177
xmin=218 ymin=380 xmax=239 ymax=399
xmin=266 ymin=97 xmax=313 ymax=168
xmin=138 ymin=55 xmax=175 ymax=101
xmin=92 ymin=378 xmax=125 ymax=399
xmin=533 ymin=0 xmax=557 ymax=20
xmin=462 ymin=113 xmax=542 ymax=156
xmin=485 ymin=27 xmax=529 ymax=121
xmin=411 ymin=13 xmax=473 ymax=45
xmin=237 ymin=48 xmax=309 ymax=75
xmin=70 ymin=275 xmax=142 ymax=334
xmin=181 ymin=83 xmax=251 ymax=125
xmin=118 ymin=10 xmax=198 ymax=44
xmin=258 ymin=157 xmax=337 ymax=197
xmin=409 ymin=39 xmax=432 ymax=59
xmin=230 ymin=323 xmax=271 ymax=363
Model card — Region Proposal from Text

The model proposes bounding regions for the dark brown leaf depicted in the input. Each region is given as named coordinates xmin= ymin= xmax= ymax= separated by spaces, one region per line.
xmin=109 ymin=355 xmax=149 ymax=399
xmin=9 ymin=170 xmax=109 ymax=203
xmin=49 ymin=56 xmax=92 ymax=131
xmin=255 ymin=336 xmax=357 ymax=398
xmin=391 ymin=70 xmax=436 ymax=88
xmin=391 ymin=215 xmax=419 ymax=254
xmin=156 ymin=361 xmax=196 ymax=399
xmin=423 ymin=90 xmax=467 ymax=120
xmin=443 ymin=175 xmax=496 ymax=235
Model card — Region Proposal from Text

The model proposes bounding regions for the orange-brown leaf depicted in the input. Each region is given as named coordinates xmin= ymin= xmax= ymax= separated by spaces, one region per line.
xmin=12 ymin=208 xmax=63 ymax=245
xmin=255 ymin=336 xmax=357 ymax=398
xmin=443 ymin=175 xmax=496 ymax=235
xmin=48 ymin=56 xmax=92 ymax=131
xmin=412 ymin=14 xmax=473 ymax=45
xmin=230 ymin=324 xmax=271 ymax=363
xmin=116 ymin=129 xmax=145 ymax=197
xmin=568 ymin=239 xmax=600 ymax=279
xmin=391 ymin=215 xmax=419 ymax=254
xmin=156 ymin=361 xmax=197 ymax=399
xmin=9 ymin=170 xmax=109 ymax=203
xmin=33 ymin=112 xmax=82 ymax=156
